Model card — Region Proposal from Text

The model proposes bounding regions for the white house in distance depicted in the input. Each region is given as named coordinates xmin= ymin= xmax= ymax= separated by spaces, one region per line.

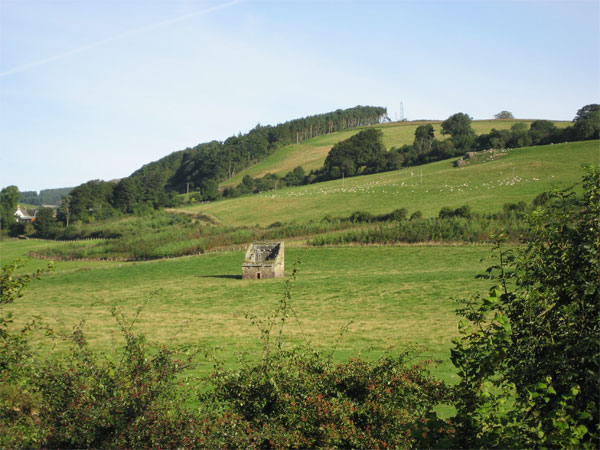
xmin=14 ymin=205 xmax=35 ymax=223
xmin=14 ymin=205 xmax=58 ymax=223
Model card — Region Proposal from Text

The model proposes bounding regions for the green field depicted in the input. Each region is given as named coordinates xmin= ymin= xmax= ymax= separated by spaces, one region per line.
xmin=222 ymin=119 xmax=570 ymax=187
xmin=191 ymin=140 xmax=599 ymax=226
xmin=2 ymin=133 xmax=596 ymax=390
xmin=1 ymin=239 xmax=495 ymax=383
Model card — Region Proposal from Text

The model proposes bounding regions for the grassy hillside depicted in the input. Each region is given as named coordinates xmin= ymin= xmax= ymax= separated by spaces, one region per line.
xmin=190 ymin=140 xmax=598 ymax=227
xmin=222 ymin=119 xmax=570 ymax=187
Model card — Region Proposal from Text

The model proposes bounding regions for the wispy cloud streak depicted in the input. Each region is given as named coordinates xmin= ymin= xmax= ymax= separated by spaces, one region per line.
xmin=0 ymin=0 xmax=245 ymax=77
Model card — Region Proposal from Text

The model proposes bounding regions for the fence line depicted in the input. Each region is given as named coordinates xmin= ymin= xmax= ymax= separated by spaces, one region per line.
xmin=14 ymin=237 xmax=109 ymax=243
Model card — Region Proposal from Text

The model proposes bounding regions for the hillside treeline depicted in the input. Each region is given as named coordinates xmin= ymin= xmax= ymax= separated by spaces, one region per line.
xmin=132 ymin=105 xmax=386 ymax=193
xmin=19 ymin=188 xmax=72 ymax=206
xmin=397 ymin=104 xmax=599 ymax=168
xmin=227 ymin=104 xmax=599 ymax=193
xmin=56 ymin=106 xmax=386 ymax=223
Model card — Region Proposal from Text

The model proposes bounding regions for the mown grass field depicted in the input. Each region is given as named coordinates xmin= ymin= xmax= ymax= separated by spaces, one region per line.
xmin=222 ymin=119 xmax=570 ymax=187
xmin=192 ymin=140 xmax=599 ymax=227
xmin=1 ymin=239 xmax=494 ymax=383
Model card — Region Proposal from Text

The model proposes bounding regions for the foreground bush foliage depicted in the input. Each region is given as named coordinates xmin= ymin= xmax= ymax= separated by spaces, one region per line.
xmin=203 ymin=350 xmax=452 ymax=449
xmin=451 ymin=165 xmax=599 ymax=448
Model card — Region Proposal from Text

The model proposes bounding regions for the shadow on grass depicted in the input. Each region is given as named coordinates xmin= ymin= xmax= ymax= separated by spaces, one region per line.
xmin=199 ymin=274 xmax=242 ymax=280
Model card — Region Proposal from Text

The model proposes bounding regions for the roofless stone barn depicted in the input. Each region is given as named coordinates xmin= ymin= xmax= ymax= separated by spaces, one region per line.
xmin=242 ymin=241 xmax=284 ymax=280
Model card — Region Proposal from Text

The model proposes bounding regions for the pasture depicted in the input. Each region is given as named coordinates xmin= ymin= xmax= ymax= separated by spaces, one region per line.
xmin=189 ymin=140 xmax=597 ymax=226
xmin=1 ymin=239 xmax=493 ymax=383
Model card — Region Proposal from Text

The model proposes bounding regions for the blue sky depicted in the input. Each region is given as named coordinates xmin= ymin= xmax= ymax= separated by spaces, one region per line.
xmin=1 ymin=0 xmax=598 ymax=192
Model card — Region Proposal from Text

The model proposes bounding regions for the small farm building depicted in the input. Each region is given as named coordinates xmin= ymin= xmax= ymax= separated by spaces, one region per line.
xmin=242 ymin=241 xmax=284 ymax=280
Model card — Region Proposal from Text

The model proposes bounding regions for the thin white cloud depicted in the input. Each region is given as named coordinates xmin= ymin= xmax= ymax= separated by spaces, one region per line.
xmin=0 ymin=0 xmax=246 ymax=77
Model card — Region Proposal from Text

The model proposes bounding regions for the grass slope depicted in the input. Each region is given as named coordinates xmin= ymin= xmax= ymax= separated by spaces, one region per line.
xmin=222 ymin=119 xmax=569 ymax=187
xmin=1 ymin=239 xmax=492 ymax=382
xmin=190 ymin=140 xmax=599 ymax=227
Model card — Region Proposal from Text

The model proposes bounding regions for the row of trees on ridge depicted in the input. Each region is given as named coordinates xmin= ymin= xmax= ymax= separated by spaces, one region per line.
xmin=224 ymin=104 xmax=599 ymax=194
xmin=64 ymin=106 xmax=387 ymax=222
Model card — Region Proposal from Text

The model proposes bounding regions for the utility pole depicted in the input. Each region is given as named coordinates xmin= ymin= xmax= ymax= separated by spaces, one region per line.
xmin=186 ymin=182 xmax=190 ymax=202
xmin=342 ymin=172 xmax=345 ymax=190
xmin=420 ymin=168 xmax=423 ymax=184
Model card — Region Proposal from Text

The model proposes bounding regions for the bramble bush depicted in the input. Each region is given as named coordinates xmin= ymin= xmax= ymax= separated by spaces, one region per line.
xmin=450 ymin=165 xmax=599 ymax=448
xmin=204 ymin=349 xmax=452 ymax=449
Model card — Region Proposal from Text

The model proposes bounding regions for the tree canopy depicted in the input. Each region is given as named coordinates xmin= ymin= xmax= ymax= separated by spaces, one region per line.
xmin=33 ymin=207 xmax=57 ymax=237
xmin=494 ymin=110 xmax=514 ymax=119
xmin=323 ymin=128 xmax=387 ymax=179
xmin=413 ymin=124 xmax=435 ymax=155
xmin=441 ymin=113 xmax=476 ymax=150
xmin=0 ymin=186 xmax=19 ymax=231
xmin=572 ymin=103 xmax=600 ymax=140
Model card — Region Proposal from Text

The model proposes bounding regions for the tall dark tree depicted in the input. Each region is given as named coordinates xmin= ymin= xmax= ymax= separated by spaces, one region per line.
xmin=198 ymin=179 xmax=220 ymax=201
xmin=572 ymin=103 xmax=600 ymax=140
xmin=441 ymin=113 xmax=476 ymax=150
xmin=238 ymin=175 xmax=256 ymax=194
xmin=323 ymin=128 xmax=386 ymax=179
xmin=413 ymin=124 xmax=435 ymax=154
xmin=66 ymin=180 xmax=116 ymax=223
xmin=282 ymin=166 xmax=306 ymax=186
xmin=508 ymin=122 xmax=532 ymax=148
xmin=476 ymin=128 xmax=512 ymax=149
xmin=113 ymin=178 xmax=141 ymax=213
xmin=0 ymin=186 xmax=19 ymax=231
xmin=33 ymin=207 xmax=57 ymax=237
xmin=573 ymin=103 xmax=600 ymax=122
xmin=529 ymin=120 xmax=557 ymax=145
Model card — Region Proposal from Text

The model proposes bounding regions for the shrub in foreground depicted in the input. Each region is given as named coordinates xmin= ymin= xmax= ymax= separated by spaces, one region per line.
xmin=450 ymin=166 xmax=599 ymax=448
xmin=204 ymin=349 xmax=452 ymax=449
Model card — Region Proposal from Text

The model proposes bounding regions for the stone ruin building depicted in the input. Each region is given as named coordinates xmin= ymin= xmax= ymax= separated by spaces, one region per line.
xmin=242 ymin=241 xmax=284 ymax=280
